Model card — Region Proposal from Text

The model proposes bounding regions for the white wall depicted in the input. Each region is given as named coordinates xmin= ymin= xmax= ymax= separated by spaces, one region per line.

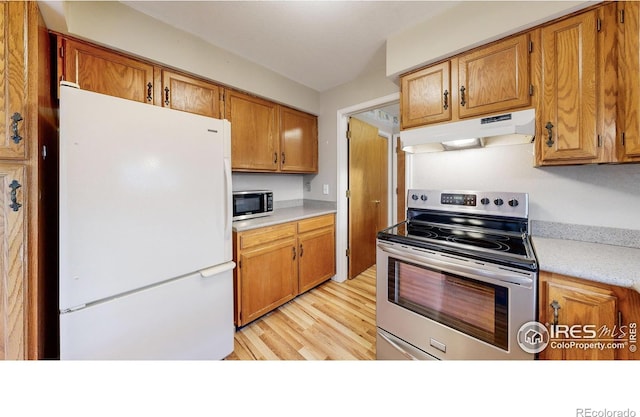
xmin=386 ymin=0 xmax=593 ymax=78
xmin=408 ymin=144 xmax=640 ymax=231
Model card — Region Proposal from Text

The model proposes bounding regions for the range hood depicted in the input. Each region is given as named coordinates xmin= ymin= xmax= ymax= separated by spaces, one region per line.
xmin=401 ymin=108 xmax=536 ymax=153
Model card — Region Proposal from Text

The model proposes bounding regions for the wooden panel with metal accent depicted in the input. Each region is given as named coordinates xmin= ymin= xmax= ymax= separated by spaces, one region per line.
xmin=279 ymin=106 xmax=318 ymax=173
xmin=58 ymin=37 xmax=156 ymax=104
xmin=160 ymin=70 xmax=222 ymax=118
xmin=617 ymin=1 xmax=640 ymax=161
xmin=297 ymin=214 xmax=335 ymax=294
xmin=400 ymin=61 xmax=452 ymax=129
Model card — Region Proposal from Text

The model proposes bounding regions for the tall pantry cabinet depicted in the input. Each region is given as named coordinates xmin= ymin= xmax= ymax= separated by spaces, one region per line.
xmin=1 ymin=1 xmax=55 ymax=359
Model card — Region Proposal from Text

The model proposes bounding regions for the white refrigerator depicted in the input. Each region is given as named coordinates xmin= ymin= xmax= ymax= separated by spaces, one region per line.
xmin=59 ymin=84 xmax=235 ymax=360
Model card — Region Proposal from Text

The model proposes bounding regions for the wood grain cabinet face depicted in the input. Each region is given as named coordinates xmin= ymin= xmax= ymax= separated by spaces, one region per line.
xmin=618 ymin=1 xmax=640 ymax=161
xmin=400 ymin=61 xmax=452 ymax=129
xmin=538 ymin=272 xmax=639 ymax=360
xmin=280 ymin=106 xmax=318 ymax=173
xmin=225 ymin=90 xmax=279 ymax=172
xmin=161 ymin=70 xmax=222 ymax=118
xmin=0 ymin=164 xmax=27 ymax=359
xmin=457 ymin=34 xmax=531 ymax=119
xmin=537 ymin=10 xmax=600 ymax=164
xmin=60 ymin=38 xmax=155 ymax=104
xmin=0 ymin=1 xmax=27 ymax=160
xmin=297 ymin=215 xmax=335 ymax=294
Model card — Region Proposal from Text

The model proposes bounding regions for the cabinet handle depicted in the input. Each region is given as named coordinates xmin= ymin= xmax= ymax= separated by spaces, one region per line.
xmin=443 ymin=90 xmax=449 ymax=110
xmin=274 ymin=152 xmax=278 ymax=164
xmin=146 ymin=82 xmax=153 ymax=102
xmin=164 ymin=86 xmax=170 ymax=106
xmin=299 ymin=243 xmax=304 ymax=258
xmin=281 ymin=152 xmax=286 ymax=165
xmin=292 ymin=246 xmax=296 ymax=260
xmin=545 ymin=122 xmax=555 ymax=147
xmin=11 ymin=112 xmax=23 ymax=144
xmin=460 ymin=86 xmax=466 ymax=107
xmin=550 ymin=300 xmax=561 ymax=326
xmin=9 ymin=180 xmax=22 ymax=212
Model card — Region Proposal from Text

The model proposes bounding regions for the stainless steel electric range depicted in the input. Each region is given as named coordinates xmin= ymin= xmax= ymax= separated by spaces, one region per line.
xmin=376 ymin=189 xmax=538 ymax=360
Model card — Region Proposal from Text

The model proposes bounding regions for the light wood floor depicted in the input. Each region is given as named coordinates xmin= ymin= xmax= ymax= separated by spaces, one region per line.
xmin=225 ymin=265 xmax=376 ymax=360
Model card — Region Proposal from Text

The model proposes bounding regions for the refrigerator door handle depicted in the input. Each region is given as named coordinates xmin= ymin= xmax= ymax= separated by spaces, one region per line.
xmin=199 ymin=261 xmax=236 ymax=278
xmin=224 ymin=157 xmax=232 ymax=239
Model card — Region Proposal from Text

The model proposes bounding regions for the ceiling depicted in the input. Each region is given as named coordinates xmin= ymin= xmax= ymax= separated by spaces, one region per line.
xmin=120 ymin=1 xmax=459 ymax=93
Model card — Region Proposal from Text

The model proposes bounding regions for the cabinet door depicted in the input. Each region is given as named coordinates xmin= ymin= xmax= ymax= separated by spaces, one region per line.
xmin=280 ymin=106 xmax=318 ymax=173
xmin=400 ymin=62 xmax=452 ymax=129
xmin=457 ymin=34 xmax=531 ymax=118
xmin=538 ymin=10 xmax=599 ymax=162
xmin=0 ymin=164 xmax=27 ymax=359
xmin=0 ymin=2 xmax=27 ymax=159
xmin=237 ymin=238 xmax=297 ymax=326
xmin=298 ymin=225 xmax=335 ymax=294
xmin=61 ymin=38 xmax=155 ymax=104
xmin=539 ymin=272 xmax=618 ymax=360
xmin=225 ymin=90 xmax=279 ymax=172
xmin=618 ymin=1 xmax=640 ymax=159
xmin=161 ymin=70 xmax=222 ymax=118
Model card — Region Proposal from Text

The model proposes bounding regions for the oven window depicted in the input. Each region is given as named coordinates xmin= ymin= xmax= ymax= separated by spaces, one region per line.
xmin=388 ymin=258 xmax=508 ymax=350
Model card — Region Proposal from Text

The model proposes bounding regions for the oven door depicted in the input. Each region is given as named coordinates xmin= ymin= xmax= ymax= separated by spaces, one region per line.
xmin=376 ymin=241 xmax=536 ymax=360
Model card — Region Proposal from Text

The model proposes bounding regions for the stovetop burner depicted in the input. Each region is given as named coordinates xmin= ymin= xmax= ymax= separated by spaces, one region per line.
xmin=377 ymin=189 xmax=538 ymax=272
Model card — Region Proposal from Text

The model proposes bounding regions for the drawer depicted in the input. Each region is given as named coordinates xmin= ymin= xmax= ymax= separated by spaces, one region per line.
xmin=239 ymin=222 xmax=297 ymax=249
xmin=297 ymin=214 xmax=335 ymax=234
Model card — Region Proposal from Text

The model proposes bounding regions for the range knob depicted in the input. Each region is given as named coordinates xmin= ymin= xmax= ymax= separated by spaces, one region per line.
xmin=494 ymin=198 xmax=504 ymax=206
xmin=420 ymin=194 xmax=428 ymax=201
xmin=480 ymin=198 xmax=490 ymax=205
xmin=411 ymin=194 xmax=419 ymax=201
xmin=508 ymin=198 xmax=519 ymax=207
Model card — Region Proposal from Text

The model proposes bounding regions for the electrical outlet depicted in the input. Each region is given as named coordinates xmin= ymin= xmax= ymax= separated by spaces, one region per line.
xmin=304 ymin=181 xmax=311 ymax=192
xmin=323 ymin=184 xmax=329 ymax=195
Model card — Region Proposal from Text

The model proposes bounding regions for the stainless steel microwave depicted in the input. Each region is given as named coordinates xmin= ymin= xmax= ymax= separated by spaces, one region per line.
xmin=232 ymin=190 xmax=274 ymax=221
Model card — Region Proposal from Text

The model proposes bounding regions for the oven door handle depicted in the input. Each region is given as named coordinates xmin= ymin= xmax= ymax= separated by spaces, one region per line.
xmin=377 ymin=243 xmax=534 ymax=287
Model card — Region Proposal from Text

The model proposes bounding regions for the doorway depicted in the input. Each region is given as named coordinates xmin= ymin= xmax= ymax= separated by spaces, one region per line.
xmin=335 ymin=93 xmax=401 ymax=282
xmin=347 ymin=117 xmax=389 ymax=279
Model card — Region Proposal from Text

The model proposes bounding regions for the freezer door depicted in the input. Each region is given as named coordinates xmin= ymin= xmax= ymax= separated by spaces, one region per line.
xmin=60 ymin=264 xmax=235 ymax=360
xmin=59 ymin=86 xmax=232 ymax=310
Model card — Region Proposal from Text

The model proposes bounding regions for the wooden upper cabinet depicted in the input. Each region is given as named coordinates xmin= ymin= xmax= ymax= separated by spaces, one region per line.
xmin=618 ymin=1 xmax=640 ymax=161
xmin=59 ymin=38 xmax=155 ymax=104
xmin=537 ymin=9 xmax=601 ymax=164
xmin=400 ymin=61 xmax=452 ymax=129
xmin=457 ymin=33 xmax=531 ymax=118
xmin=161 ymin=70 xmax=222 ymax=118
xmin=280 ymin=106 xmax=318 ymax=173
xmin=225 ymin=89 xmax=279 ymax=172
xmin=0 ymin=1 xmax=28 ymax=160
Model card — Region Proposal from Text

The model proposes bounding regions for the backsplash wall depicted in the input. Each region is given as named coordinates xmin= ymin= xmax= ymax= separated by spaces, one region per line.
xmin=232 ymin=173 xmax=303 ymax=202
xmin=408 ymin=143 xmax=640 ymax=231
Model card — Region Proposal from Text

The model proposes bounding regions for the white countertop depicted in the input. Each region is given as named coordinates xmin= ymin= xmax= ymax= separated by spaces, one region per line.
xmin=532 ymin=236 xmax=640 ymax=293
xmin=232 ymin=200 xmax=336 ymax=232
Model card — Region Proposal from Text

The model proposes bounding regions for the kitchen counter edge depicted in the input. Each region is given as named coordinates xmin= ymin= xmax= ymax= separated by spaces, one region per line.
xmin=532 ymin=236 xmax=640 ymax=294
xmin=232 ymin=201 xmax=337 ymax=232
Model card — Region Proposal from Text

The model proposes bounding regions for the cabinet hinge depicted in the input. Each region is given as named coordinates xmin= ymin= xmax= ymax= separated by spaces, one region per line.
xmin=346 ymin=248 xmax=351 ymax=257
xmin=347 ymin=130 xmax=352 ymax=140
xmin=220 ymin=90 xmax=225 ymax=102
xmin=42 ymin=145 xmax=47 ymax=160
xmin=620 ymin=9 xmax=625 ymax=24
xmin=596 ymin=18 xmax=602 ymax=32
xmin=59 ymin=45 xmax=64 ymax=58
xmin=597 ymin=135 xmax=602 ymax=148
xmin=622 ymin=132 xmax=626 ymax=146
xmin=345 ymin=190 xmax=351 ymax=198
xmin=529 ymin=84 xmax=534 ymax=96
xmin=238 ymin=260 xmax=242 ymax=269
xmin=528 ymin=41 xmax=533 ymax=53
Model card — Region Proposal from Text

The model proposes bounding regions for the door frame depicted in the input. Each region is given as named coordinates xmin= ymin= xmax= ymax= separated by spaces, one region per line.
xmin=335 ymin=92 xmax=399 ymax=283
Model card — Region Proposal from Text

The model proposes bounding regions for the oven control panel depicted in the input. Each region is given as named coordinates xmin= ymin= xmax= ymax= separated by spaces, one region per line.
xmin=407 ymin=189 xmax=529 ymax=218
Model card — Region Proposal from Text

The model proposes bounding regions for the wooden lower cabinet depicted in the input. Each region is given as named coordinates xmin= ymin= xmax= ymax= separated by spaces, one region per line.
xmin=539 ymin=271 xmax=640 ymax=360
xmin=233 ymin=214 xmax=336 ymax=327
